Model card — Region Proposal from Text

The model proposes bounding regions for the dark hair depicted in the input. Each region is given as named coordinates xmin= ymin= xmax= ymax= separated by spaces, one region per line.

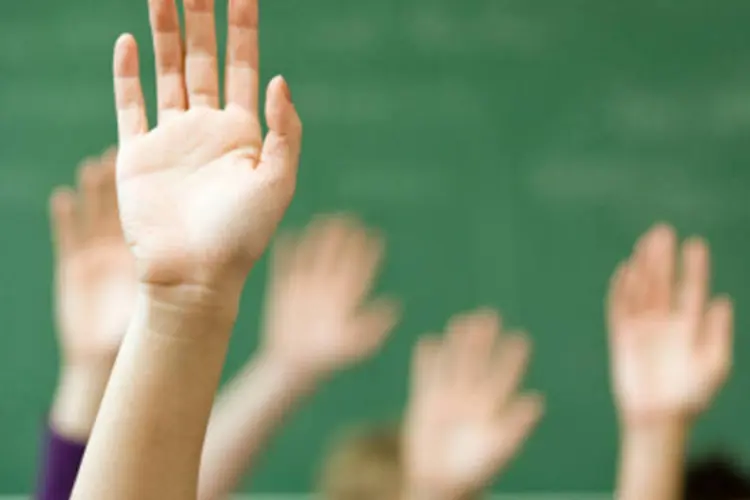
xmin=685 ymin=453 xmax=750 ymax=500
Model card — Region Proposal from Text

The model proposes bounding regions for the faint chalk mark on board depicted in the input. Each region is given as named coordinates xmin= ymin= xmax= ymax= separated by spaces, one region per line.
xmin=407 ymin=5 xmax=548 ymax=54
xmin=527 ymin=158 xmax=750 ymax=223
xmin=297 ymin=80 xmax=485 ymax=123
xmin=0 ymin=82 xmax=111 ymax=124
xmin=305 ymin=18 xmax=385 ymax=52
xmin=0 ymin=16 xmax=116 ymax=63
xmin=334 ymin=166 xmax=453 ymax=207
xmin=608 ymin=82 xmax=750 ymax=139
xmin=0 ymin=170 xmax=48 ymax=210
xmin=710 ymin=87 xmax=750 ymax=131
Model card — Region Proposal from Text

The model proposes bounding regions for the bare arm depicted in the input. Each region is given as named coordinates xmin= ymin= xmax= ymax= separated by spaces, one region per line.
xmin=71 ymin=289 xmax=238 ymax=499
xmin=617 ymin=421 xmax=688 ymax=500
xmin=47 ymin=148 xmax=131 ymax=443
xmin=38 ymin=151 xmax=133 ymax=500
xmin=50 ymin=363 xmax=112 ymax=441
xmin=198 ymin=354 xmax=315 ymax=499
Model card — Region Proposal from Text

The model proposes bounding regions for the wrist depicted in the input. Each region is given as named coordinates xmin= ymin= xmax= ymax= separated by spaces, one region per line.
xmin=622 ymin=416 xmax=690 ymax=442
xmin=51 ymin=362 xmax=114 ymax=441
xmin=617 ymin=417 xmax=690 ymax=500
xmin=135 ymin=283 xmax=241 ymax=340
xmin=621 ymin=417 xmax=690 ymax=464
xmin=251 ymin=349 xmax=321 ymax=394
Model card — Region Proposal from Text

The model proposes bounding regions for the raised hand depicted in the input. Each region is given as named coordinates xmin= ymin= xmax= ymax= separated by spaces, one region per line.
xmin=70 ymin=3 xmax=301 ymax=497
xmin=48 ymin=148 xmax=137 ymax=441
xmin=262 ymin=215 xmax=399 ymax=379
xmin=113 ymin=0 xmax=302 ymax=294
xmin=403 ymin=309 xmax=544 ymax=499
xmin=197 ymin=216 xmax=399 ymax=500
xmin=50 ymin=148 xmax=135 ymax=365
xmin=608 ymin=224 xmax=733 ymax=425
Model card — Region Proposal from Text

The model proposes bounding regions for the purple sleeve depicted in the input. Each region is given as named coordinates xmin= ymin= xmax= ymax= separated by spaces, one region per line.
xmin=36 ymin=425 xmax=87 ymax=500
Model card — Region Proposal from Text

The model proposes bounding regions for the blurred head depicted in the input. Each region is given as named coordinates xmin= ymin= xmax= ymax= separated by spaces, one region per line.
xmin=684 ymin=452 xmax=750 ymax=500
xmin=318 ymin=423 xmax=403 ymax=500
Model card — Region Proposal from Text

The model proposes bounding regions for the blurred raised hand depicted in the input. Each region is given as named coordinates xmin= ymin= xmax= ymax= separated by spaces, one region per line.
xmin=198 ymin=216 xmax=400 ymax=500
xmin=113 ymin=0 xmax=302 ymax=297
xmin=262 ymin=215 xmax=400 ymax=378
xmin=403 ymin=309 xmax=544 ymax=500
xmin=608 ymin=224 xmax=733 ymax=425
xmin=49 ymin=148 xmax=136 ymax=439
xmin=610 ymin=224 xmax=734 ymax=500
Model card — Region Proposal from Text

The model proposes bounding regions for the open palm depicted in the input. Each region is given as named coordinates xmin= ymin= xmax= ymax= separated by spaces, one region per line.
xmin=262 ymin=216 xmax=399 ymax=377
xmin=50 ymin=149 xmax=136 ymax=363
xmin=113 ymin=0 xmax=302 ymax=289
xmin=404 ymin=310 xmax=543 ymax=497
xmin=608 ymin=224 xmax=733 ymax=423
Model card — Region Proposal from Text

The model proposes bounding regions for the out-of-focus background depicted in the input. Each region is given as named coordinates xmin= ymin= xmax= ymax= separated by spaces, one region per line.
xmin=1 ymin=0 xmax=750 ymax=496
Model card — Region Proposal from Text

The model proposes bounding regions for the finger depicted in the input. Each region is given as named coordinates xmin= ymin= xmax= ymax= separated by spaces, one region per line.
xmin=260 ymin=76 xmax=303 ymax=176
xmin=149 ymin=0 xmax=187 ymax=122
xmin=620 ymin=261 xmax=643 ymax=318
xmin=350 ymin=298 xmax=401 ymax=361
xmin=630 ymin=238 xmax=650 ymax=313
xmin=304 ymin=215 xmax=354 ymax=273
xmin=184 ymin=0 xmax=219 ymax=108
xmin=225 ymin=0 xmax=259 ymax=114
xmin=411 ymin=334 xmax=443 ymax=399
xmin=113 ymin=34 xmax=148 ymax=144
xmin=635 ymin=231 xmax=658 ymax=310
xmin=77 ymin=160 xmax=105 ymax=237
xmin=339 ymin=223 xmax=385 ymax=302
xmin=491 ymin=392 xmax=544 ymax=463
xmin=445 ymin=309 xmax=500 ymax=387
xmin=702 ymin=296 xmax=733 ymax=384
xmin=607 ymin=261 xmax=628 ymax=330
xmin=644 ymin=223 xmax=676 ymax=313
xmin=678 ymin=237 xmax=710 ymax=322
xmin=49 ymin=187 xmax=81 ymax=261
xmin=490 ymin=331 xmax=531 ymax=406
xmin=97 ymin=156 xmax=121 ymax=237
xmin=100 ymin=146 xmax=119 ymax=169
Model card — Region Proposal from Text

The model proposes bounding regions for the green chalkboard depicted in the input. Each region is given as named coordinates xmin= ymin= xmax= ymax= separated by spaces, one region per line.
xmin=1 ymin=0 xmax=750 ymax=494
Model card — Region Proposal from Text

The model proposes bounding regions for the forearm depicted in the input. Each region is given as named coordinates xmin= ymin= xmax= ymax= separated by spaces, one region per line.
xmin=71 ymin=287 xmax=238 ymax=500
xmin=198 ymin=352 xmax=316 ymax=500
xmin=50 ymin=361 xmax=113 ymax=441
xmin=616 ymin=420 xmax=689 ymax=500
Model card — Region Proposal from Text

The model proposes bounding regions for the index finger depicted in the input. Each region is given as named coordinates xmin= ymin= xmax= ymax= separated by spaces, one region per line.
xmin=49 ymin=187 xmax=81 ymax=261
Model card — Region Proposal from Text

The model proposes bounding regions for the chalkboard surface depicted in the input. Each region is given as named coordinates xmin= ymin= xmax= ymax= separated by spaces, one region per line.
xmin=1 ymin=0 xmax=750 ymax=493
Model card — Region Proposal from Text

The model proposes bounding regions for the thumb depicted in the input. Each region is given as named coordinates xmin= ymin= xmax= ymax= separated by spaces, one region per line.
xmin=261 ymin=75 xmax=303 ymax=176
xmin=351 ymin=298 xmax=401 ymax=360
xmin=490 ymin=392 xmax=544 ymax=466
